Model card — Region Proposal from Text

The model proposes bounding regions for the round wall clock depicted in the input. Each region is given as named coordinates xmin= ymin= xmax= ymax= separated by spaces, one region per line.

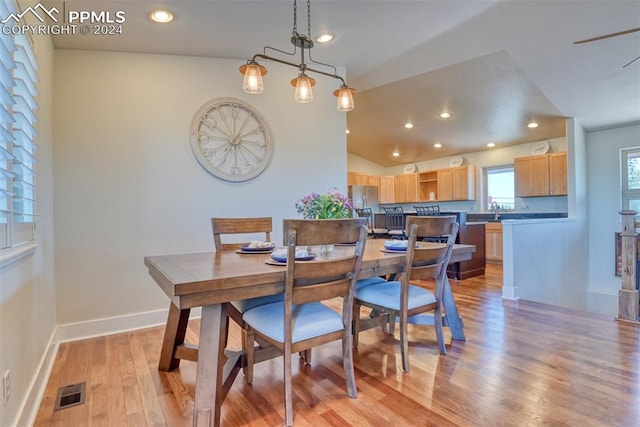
xmin=189 ymin=97 xmax=273 ymax=182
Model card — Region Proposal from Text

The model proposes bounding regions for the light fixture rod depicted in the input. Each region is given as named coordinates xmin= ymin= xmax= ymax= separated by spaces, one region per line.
xmin=250 ymin=53 xmax=346 ymax=86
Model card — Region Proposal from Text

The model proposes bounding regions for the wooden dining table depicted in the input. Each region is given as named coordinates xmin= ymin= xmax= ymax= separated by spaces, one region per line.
xmin=144 ymin=239 xmax=475 ymax=426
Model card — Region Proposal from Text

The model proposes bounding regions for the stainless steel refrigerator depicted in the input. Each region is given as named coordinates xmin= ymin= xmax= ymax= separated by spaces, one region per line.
xmin=348 ymin=185 xmax=380 ymax=212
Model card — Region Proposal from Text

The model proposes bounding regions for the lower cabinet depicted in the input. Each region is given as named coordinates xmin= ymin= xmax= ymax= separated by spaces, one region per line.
xmin=485 ymin=222 xmax=503 ymax=264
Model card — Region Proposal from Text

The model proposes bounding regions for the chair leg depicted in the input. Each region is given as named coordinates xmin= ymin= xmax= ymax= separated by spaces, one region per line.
xmin=434 ymin=304 xmax=447 ymax=355
xmin=342 ymin=331 xmax=358 ymax=398
xmin=299 ymin=349 xmax=311 ymax=364
xmin=399 ymin=312 xmax=410 ymax=372
xmin=353 ymin=302 xmax=361 ymax=348
xmin=244 ymin=329 xmax=255 ymax=384
xmin=284 ymin=342 xmax=294 ymax=427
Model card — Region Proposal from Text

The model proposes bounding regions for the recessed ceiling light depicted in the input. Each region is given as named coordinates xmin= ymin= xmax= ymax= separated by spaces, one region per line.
xmin=527 ymin=121 xmax=539 ymax=128
xmin=149 ymin=9 xmax=174 ymax=23
xmin=345 ymin=129 xmax=350 ymax=134
xmin=404 ymin=123 xmax=414 ymax=129
xmin=487 ymin=142 xmax=496 ymax=147
xmin=392 ymin=151 xmax=400 ymax=157
xmin=316 ymin=33 xmax=334 ymax=43
xmin=439 ymin=112 xmax=452 ymax=119
xmin=434 ymin=143 xmax=442 ymax=148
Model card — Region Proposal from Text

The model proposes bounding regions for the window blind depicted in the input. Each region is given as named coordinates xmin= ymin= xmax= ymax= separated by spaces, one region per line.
xmin=0 ymin=0 xmax=39 ymax=250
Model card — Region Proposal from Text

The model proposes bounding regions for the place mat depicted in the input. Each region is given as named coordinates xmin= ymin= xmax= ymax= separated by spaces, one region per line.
xmin=265 ymin=259 xmax=286 ymax=266
xmin=335 ymin=242 xmax=356 ymax=246
xmin=236 ymin=249 xmax=274 ymax=254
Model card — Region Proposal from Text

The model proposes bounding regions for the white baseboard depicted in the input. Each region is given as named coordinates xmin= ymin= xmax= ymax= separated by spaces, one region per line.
xmin=15 ymin=331 xmax=58 ymax=427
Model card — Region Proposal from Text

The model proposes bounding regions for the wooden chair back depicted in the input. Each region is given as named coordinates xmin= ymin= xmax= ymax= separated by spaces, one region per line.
xmin=403 ymin=215 xmax=458 ymax=297
xmin=211 ymin=217 xmax=272 ymax=251
xmin=282 ymin=218 xmax=368 ymax=306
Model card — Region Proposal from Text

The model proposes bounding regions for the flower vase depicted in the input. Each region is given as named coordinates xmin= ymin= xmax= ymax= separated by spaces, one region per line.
xmin=319 ymin=244 xmax=334 ymax=254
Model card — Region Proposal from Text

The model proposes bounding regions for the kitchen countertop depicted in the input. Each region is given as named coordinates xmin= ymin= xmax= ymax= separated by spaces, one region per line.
xmin=466 ymin=212 xmax=568 ymax=222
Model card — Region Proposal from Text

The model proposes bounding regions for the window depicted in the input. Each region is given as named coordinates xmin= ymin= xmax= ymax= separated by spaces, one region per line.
xmin=622 ymin=147 xmax=640 ymax=213
xmin=485 ymin=166 xmax=515 ymax=210
xmin=0 ymin=0 xmax=38 ymax=252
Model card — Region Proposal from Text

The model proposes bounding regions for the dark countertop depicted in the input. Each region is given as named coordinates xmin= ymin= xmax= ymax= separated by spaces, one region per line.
xmin=466 ymin=212 xmax=568 ymax=222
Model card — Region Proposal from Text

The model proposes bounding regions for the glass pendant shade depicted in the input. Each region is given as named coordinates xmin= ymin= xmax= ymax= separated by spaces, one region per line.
xmin=294 ymin=75 xmax=314 ymax=103
xmin=242 ymin=63 xmax=264 ymax=94
xmin=335 ymin=86 xmax=355 ymax=112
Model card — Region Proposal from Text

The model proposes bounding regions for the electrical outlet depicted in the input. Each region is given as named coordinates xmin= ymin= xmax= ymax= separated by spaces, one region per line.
xmin=3 ymin=370 xmax=10 ymax=405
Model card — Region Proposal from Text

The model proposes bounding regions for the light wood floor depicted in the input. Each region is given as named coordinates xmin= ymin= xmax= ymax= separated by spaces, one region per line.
xmin=35 ymin=265 xmax=640 ymax=426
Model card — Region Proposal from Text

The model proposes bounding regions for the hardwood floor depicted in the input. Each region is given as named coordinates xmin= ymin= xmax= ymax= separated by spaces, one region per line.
xmin=34 ymin=265 xmax=640 ymax=426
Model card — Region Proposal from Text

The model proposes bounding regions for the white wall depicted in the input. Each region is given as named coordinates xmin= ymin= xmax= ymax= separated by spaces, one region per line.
xmin=586 ymin=123 xmax=640 ymax=313
xmin=53 ymin=50 xmax=348 ymax=325
xmin=0 ymin=33 xmax=56 ymax=426
xmin=348 ymin=137 xmax=568 ymax=213
xmin=502 ymin=119 xmax=590 ymax=311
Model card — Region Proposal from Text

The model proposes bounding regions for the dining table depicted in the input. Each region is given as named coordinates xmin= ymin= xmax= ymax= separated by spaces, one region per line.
xmin=144 ymin=238 xmax=475 ymax=427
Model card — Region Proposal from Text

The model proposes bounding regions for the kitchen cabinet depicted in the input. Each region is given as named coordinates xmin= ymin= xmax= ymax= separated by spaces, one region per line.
xmin=444 ymin=211 xmax=485 ymax=279
xmin=347 ymin=171 xmax=356 ymax=186
xmin=368 ymin=175 xmax=380 ymax=187
xmin=394 ymin=173 xmax=419 ymax=203
xmin=485 ymin=222 xmax=503 ymax=264
xmin=437 ymin=165 xmax=475 ymax=201
xmin=379 ymin=175 xmax=395 ymax=203
xmin=355 ymin=173 xmax=369 ymax=186
xmin=514 ymin=152 xmax=567 ymax=197
xmin=419 ymin=170 xmax=438 ymax=201
xmin=437 ymin=168 xmax=453 ymax=201
xmin=549 ymin=152 xmax=567 ymax=195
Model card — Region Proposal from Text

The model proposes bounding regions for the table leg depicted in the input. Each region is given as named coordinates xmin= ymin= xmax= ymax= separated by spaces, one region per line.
xmin=442 ymin=276 xmax=466 ymax=341
xmin=159 ymin=303 xmax=190 ymax=371
xmin=193 ymin=303 xmax=228 ymax=427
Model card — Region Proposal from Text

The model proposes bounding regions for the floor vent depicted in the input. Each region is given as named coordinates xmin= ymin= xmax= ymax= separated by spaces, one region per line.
xmin=54 ymin=382 xmax=86 ymax=411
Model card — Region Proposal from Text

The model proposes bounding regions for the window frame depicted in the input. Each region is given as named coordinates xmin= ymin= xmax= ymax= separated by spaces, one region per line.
xmin=621 ymin=147 xmax=640 ymax=213
xmin=484 ymin=164 xmax=515 ymax=211
xmin=0 ymin=0 xmax=39 ymax=267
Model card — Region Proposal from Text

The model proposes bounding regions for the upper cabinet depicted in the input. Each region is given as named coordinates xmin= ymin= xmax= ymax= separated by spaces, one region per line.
xmin=436 ymin=165 xmax=475 ymax=201
xmin=347 ymin=172 xmax=380 ymax=187
xmin=394 ymin=173 xmax=419 ymax=203
xmin=379 ymin=176 xmax=395 ymax=203
xmin=548 ymin=152 xmax=567 ymax=196
xmin=515 ymin=152 xmax=567 ymax=197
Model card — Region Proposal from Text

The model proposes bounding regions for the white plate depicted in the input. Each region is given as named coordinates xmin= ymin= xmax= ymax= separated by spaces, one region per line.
xmin=531 ymin=141 xmax=550 ymax=155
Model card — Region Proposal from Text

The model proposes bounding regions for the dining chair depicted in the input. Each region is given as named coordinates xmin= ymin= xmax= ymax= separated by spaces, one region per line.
xmin=355 ymin=207 xmax=388 ymax=238
xmin=242 ymin=218 xmax=368 ymax=426
xmin=353 ymin=215 xmax=459 ymax=372
xmin=381 ymin=205 xmax=406 ymax=239
xmin=414 ymin=205 xmax=440 ymax=216
xmin=211 ymin=216 xmax=284 ymax=379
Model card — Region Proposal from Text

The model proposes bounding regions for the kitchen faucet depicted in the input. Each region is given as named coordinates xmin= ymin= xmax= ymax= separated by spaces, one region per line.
xmin=490 ymin=201 xmax=500 ymax=221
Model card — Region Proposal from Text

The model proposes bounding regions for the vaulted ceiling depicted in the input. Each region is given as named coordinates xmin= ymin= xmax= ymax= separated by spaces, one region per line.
xmin=43 ymin=0 xmax=640 ymax=166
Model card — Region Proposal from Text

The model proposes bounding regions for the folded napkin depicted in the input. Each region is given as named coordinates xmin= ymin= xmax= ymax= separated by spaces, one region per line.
xmin=247 ymin=240 xmax=275 ymax=248
xmin=271 ymin=248 xmax=309 ymax=258
xmin=384 ymin=240 xmax=408 ymax=248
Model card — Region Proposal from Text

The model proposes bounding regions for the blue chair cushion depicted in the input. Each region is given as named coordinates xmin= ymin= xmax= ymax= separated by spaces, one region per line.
xmin=243 ymin=302 xmax=344 ymax=343
xmin=231 ymin=293 xmax=284 ymax=314
xmin=355 ymin=276 xmax=388 ymax=291
xmin=355 ymin=281 xmax=436 ymax=311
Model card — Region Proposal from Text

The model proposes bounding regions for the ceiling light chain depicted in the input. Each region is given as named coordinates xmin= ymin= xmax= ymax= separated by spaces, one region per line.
xmin=240 ymin=0 xmax=355 ymax=111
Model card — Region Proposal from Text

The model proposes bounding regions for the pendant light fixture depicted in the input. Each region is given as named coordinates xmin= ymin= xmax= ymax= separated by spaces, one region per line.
xmin=239 ymin=0 xmax=355 ymax=111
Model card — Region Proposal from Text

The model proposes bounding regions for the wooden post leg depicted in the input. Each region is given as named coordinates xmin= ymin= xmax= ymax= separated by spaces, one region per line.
xmin=193 ymin=304 xmax=228 ymax=427
xmin=441 ymin=276 xmax=466 ymax=341
xmin=158 ymin=303 xmax=190 ymax=371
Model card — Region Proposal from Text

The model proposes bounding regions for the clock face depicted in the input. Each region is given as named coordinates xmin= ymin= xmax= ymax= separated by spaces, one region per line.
xmin=190 ymin=97 xmax=273 ymax=182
